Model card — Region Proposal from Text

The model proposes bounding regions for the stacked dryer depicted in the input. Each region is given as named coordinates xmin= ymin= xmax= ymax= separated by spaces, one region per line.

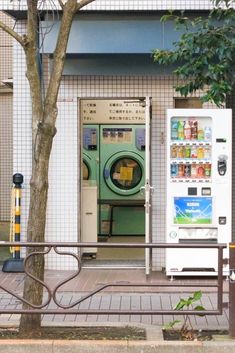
xmin=99 ymin=125 xmax=145 ymax=236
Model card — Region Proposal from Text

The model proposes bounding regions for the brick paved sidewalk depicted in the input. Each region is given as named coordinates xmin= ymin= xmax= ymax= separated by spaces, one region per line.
xmin=0 ymin=268 xmax=229 ymax=330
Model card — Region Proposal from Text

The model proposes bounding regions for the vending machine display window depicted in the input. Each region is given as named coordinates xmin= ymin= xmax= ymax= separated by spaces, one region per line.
xmin=170 ymin=116 xmax=212 ymax=181
xmin=173 ymin=197 xmax=212 ymax=224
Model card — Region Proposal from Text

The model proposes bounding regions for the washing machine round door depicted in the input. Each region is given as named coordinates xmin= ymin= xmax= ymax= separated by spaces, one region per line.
xmin=83 ymin=161 xmax=89 ymax=180
xmin=83 ymin=154 xmax=91 ymax=180
xmin=104 ymin=152 xmax=144 ymax=196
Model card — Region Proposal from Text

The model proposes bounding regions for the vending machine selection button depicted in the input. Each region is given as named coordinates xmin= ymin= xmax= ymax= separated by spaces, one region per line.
xmin=188 ymin=187 xmax=197 ymax=195
xmin=202 ymin=187 xmax=211 ymax=196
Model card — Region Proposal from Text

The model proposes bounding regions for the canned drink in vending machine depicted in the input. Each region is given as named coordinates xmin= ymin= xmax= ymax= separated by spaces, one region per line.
xmin=177 ymin=146 xmax=185 ymax=159
xmin=184 ymin=145 xmax=191 ymax=158
xmin=204 ymin=163 xmax=211 ymax=177
xmin=171 ymin=164 xmax=178 ymax=178
xmin=184 ymin=164 xmax=191 ymax=177
xmin=171 ymin=145 xmax=178 ymax=158
xmin=191 ymin=164 xmax=197 ymax=178
xmin=197 ymin=165 xmax=205 ymax=178
xmin=204 ymin=146 xmax=211 ymax=159
xmin=191 ymin=145 xmax=198 ymax=158
xmin=197 ymin=146 xmax=205 ymax=159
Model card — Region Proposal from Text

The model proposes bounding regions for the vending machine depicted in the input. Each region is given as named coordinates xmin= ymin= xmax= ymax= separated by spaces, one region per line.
xmin=166 ymin=109 xmax=232 ymax=277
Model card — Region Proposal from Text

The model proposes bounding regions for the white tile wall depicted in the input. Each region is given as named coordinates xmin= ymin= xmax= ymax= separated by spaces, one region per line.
xmin=13 ymin=20 xmax=31 ymax=250
xmin=0 ymin=0 xmax=220 ymax=11
xmin=46 ymin=99 xmax=79 ymax=269
xmin=0 ymin=12 xmax=13 ymax=220
xmin=12 ymin=14 xmax=216 ymax=270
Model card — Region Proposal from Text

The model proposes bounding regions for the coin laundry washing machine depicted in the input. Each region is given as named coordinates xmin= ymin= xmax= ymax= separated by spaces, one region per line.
xmin=82 ymin=125 xmax=99 ymax=185
xmin=99 ymin=125 xmax=145 ymax=236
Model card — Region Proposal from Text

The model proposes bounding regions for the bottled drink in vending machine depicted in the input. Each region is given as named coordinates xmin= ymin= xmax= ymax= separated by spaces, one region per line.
xmin=171 ymin=120 xmax=178 ymax=140
xmin=197 ymin=127 xmax=205 ymax=141
xmin=190 ymin=120 xmax=198 ymax=140
xmin=177 ymin=121 xmax=184 ymax=140
xmin=204 ymin=126 xmax=212 ymax=141
xmin=184 ymin=121 xmax=191 ymax=140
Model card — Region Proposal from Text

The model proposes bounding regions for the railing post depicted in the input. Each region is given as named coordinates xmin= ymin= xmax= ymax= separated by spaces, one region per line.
xmin=229 ymin=243 xmax=235 ymax=338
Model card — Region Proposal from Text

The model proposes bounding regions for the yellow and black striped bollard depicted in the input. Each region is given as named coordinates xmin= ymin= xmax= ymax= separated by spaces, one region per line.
xmin=14 ymin=178 xmax=22 ymax=260
xmin=2 ymin=173 xmax=24 ymax=272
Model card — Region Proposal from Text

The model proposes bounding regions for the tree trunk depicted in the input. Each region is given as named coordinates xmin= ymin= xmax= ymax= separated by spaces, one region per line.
xmin=19 ymin=117 xmax=56 ymax=336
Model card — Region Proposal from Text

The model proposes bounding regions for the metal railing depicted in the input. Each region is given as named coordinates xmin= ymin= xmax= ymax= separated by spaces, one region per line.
xmin=0 ymin=241 xmax=226 ymax=317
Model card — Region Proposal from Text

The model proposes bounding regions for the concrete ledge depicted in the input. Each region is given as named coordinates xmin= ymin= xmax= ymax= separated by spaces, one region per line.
xmin=0 ymin=340 xmax=235 ymax=353
xmin=0 ymin=340 xmax=53 ymax=353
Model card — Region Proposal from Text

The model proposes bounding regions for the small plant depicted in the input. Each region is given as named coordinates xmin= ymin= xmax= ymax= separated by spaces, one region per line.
xmin=163 ymin=290 xmax=205 ymax=341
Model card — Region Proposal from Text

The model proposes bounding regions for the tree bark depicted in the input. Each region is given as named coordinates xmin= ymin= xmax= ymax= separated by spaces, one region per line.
xmin=19 ymin=114 xmax=55 ymax=335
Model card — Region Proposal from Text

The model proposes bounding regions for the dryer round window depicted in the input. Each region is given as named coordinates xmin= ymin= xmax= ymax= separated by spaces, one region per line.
xmin=103 ymin=151 xmax=145 ymax=197
xmin=110 ymin=157 xmax=142 ymax=190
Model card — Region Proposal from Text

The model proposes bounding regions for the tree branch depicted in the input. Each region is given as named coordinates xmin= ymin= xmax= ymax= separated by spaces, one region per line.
xmin=0 ymin=19 xmax=25 ymax=47
xmin=25 ymin=0 xmax=43 ymax=140
xmin=76 ymin=0 xmax=95 ymax=10
xmin=43 ymin=0 xmax=95 ymax=121
xmin=57 ymin=0 xmax=65 ymax=10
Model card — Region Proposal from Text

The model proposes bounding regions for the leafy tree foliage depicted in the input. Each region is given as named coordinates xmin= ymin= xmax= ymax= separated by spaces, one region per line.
xmin=153 ymin=0 xmax=235 ymax=106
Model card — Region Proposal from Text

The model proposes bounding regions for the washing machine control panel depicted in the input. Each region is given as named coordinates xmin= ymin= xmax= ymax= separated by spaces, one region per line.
xmin=83 ymin=128 xmax=98 ymax=150
xmin=136 ymin=128 xmax=145 ymax=151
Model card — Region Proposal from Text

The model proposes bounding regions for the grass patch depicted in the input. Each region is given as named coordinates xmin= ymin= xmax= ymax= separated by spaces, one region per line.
xmin=0 ymin=326 xmax=146 ymax=340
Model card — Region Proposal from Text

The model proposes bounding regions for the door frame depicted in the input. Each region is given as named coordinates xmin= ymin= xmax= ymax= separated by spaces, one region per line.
xmin=79 ymin=97 xmax=152 ymax=272
xmin=144 ymin=97 xmax=152 ymax=275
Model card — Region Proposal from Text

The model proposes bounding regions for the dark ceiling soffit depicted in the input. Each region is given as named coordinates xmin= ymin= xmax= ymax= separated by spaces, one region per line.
xmin=5 ymin=9 xmax=210 ymax=20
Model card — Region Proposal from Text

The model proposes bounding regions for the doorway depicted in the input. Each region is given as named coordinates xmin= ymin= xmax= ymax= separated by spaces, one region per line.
xmin=80 ymin=98 xmax=151 ymax=270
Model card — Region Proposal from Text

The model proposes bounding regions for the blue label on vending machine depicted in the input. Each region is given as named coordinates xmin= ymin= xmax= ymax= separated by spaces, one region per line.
xmin=173 ymin=197 xmax=212 ymax=224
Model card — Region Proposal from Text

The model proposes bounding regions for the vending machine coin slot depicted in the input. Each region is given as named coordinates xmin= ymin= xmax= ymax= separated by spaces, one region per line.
xmin=218 ymin=155 xmax=227 ymax=176
xmin=219 ymin=217 xmax=226 ymax=225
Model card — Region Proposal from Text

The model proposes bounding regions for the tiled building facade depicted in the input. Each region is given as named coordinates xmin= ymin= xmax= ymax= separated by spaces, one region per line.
xmin=0 ymin=11 xmax=13 ymax=221
xmin=0 ymin=0 xmax=233 ymax=270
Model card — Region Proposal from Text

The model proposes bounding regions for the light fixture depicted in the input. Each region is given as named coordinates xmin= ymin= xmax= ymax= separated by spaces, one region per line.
xmin=1 ymin=79 xmax=13 ymax=88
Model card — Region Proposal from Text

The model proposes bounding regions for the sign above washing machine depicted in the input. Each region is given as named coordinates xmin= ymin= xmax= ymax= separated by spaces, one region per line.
xmin=81 ymin=98 xmax=146 ymax=124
